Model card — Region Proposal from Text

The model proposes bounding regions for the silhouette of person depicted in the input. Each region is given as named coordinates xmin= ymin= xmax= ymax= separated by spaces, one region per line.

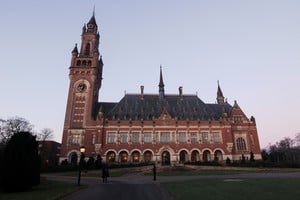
xmin=152 ymin=164 xmax=157 ymax=181
xmin=102 ymin=164 xmax=109 ymax=183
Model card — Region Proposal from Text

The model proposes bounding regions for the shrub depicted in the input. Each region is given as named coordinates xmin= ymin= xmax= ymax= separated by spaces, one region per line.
xmin=1 ymin=132 xmax=40 ymax=192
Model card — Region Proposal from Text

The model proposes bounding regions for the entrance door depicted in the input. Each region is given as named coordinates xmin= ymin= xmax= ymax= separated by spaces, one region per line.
xmin=161 ymin=151 xmax=171 ymax=165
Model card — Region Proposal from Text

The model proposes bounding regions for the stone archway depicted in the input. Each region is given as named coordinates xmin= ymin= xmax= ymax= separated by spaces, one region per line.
xmin=203 ymin=150 xmax=211 ymax=162
xmin=214 ymin=150 xmax=223 ymax=161
xmin=161 ymin=151 xmax=171 ymax=165
xmin=179 ymin=150 xmax=188 ymax=163
xmin=143 ymin=151 xmax=153 ymax=163
xmin=106 ymin=151 xmax=116 ymax=162
xmin=191 ymin=150 xmax=200 ymax=162
xmin=131 ymin=151 xmax=140 ymax=162
xmin=119 ymin=151 xmax=128 ymax=163
xmin=69 ymin=152 xmax=78 ymax=165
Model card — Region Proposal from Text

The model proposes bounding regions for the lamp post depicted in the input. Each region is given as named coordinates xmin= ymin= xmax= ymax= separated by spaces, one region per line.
xmin=77 ymin=146 xmax=85 ymax=186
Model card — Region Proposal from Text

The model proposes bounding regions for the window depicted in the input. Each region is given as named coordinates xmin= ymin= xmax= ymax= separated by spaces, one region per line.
xmin=233 ymin=115 xmax=242 ymax=123
xmin=120 ymin=132 xmax=128 ymax=143
xmin=160 ymin=132 xmax=171 ymax=143
xmin=144 ymin=132 xmax=152 ymax=143
xmin=190 ymin=132 xmax=198 ymax=144
xmin=107 ymin=132 xmax=116 ymax=144
xmin=92 ymin=134 xmax=96 ymax=144
xmin=84 ymin=43 xmax=90 ymax=55
xmin=179 ymin=132 xmax=186 ymax=143
xmin=212 ymin=132 xmax=221 ymax=143
xmin=131 ymin=132 xmax=140 ymax=144
xmin=71 ymin=134 xmax=81 ymax=144
xmin=236 ymin=137 xmax=247 ymax=151
xmin=202 ymin=132 xmax=209 ymax=143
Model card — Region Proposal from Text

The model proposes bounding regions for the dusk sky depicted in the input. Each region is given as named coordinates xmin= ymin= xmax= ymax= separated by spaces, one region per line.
xmin=1 ymin=1 xmax=300 ymax=148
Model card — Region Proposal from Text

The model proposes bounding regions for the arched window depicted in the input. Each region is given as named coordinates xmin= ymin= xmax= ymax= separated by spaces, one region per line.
xmin=236 ymin=137 xmax=247 ymax=151
xmin=84 ymin=43 xmax=90 ymax=56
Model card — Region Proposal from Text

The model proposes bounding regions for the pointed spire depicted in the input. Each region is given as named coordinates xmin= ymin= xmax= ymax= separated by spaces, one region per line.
xmin=216 ymin=80 xmax=225 ymax=104
xmin=72 ymin=43 xmax=78 ymax=55
xmin=159 ymin=66 xmax=165 ymax=99
xmin=88 ymin=14 xmax=97 ymax=26
xmin=87 ymin=11 xmax=98 ymax=33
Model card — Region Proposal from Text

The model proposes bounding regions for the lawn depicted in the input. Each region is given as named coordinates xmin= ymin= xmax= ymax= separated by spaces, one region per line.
xmin=60 ymin=169 xmax=126 ymax=177
xmin=162 ymin=178 xmax=300 ymax=200
xmin=0 ymin=179 xmax=80 ymax=200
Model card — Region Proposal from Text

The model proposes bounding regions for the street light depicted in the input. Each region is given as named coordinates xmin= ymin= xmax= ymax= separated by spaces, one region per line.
xmin=77 ymin=146 xmax=86 ymax=186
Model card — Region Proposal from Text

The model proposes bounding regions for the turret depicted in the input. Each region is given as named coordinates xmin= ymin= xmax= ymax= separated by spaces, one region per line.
xmin=158 ymin=66 xmax=165 ymax=99
xmin=216 ymin=81 xmax=225 ymax=104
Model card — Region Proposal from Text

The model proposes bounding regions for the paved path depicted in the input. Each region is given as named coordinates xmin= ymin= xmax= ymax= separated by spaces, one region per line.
xmin=44 ymin=171 xmax=300 ymax=200
xmin=45 ymin=173 xmax=172 ymax=200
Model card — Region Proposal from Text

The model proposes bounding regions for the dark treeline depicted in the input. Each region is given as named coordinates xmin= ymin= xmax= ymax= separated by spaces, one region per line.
xmin=261 ymin=133 xmax=300 ymax=167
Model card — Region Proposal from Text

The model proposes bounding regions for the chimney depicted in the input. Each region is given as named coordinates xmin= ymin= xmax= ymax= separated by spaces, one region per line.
xmin=140 ymin=85 xmax=144 ymax=100
xmin=179 ymin=86 xmax=183 ymax=98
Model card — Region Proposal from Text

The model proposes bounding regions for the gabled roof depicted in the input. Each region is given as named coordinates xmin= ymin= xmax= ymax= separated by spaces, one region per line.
xmin=98 ymin=94 xmax=233 ymax=121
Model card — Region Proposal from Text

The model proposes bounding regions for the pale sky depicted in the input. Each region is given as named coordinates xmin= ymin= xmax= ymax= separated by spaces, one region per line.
xmin=1 ymin=0 xmax=300 ymax=148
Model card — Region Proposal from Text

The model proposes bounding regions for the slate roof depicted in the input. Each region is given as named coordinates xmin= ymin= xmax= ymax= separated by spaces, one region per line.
xmin=98 ymin=94 xmax=232 ymax=121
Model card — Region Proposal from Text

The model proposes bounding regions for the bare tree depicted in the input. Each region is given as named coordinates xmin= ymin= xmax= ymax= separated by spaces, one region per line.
xmin=294 ymin=132 xmax=300 ymax=147
xmin=0 ymin=116 xmax=34 ymax=144
xmin=38 ymin=128 xmax=53 ymax=141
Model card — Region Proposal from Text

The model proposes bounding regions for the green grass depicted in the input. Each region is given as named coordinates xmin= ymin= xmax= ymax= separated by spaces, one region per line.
xmin=0 ymin=180 xmax=80 ymax=200
xmin=155 ymin=169 xmax=250 ymax=176
xmin=162 ymin=178 xmax=300 ymax=200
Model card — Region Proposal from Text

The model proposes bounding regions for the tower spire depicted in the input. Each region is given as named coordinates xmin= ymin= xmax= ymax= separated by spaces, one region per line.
xmin=159 ymin=66 xmax=165 ymax=99
xmin=93 ymin=5 xmax=95 ymax=16
xmin=216 ymin=80 xmax=225 ymax=104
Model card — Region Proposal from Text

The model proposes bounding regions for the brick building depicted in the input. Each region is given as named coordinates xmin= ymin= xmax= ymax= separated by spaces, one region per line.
xmin=60 ymin=15 xmax=261 ymax=165
xmin=39 ymin=141 xmax=61 ymax=166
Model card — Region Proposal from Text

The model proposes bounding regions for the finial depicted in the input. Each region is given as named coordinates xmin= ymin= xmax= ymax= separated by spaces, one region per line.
xmin=93 ymin=5 xmax=96 ymax=17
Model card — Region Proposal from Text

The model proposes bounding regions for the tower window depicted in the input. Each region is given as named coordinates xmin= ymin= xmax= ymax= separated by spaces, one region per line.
xmin=87 ymin=60 xmax=92 ymax=66
xmin=84 ymin=43 xmax=90 ymax=56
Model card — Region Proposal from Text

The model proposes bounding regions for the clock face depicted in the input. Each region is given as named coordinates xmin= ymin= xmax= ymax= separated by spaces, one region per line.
xmin=77 ymin=83 xmax=86 ymax=92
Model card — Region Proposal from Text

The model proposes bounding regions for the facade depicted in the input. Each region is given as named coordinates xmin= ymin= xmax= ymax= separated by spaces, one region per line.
xmin=60 ymin=15 xmax=262 ymax=165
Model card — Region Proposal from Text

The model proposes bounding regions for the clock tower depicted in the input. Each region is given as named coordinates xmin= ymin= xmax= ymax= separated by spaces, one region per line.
xmin=61 ymin=14 xmax=103 ymax=158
